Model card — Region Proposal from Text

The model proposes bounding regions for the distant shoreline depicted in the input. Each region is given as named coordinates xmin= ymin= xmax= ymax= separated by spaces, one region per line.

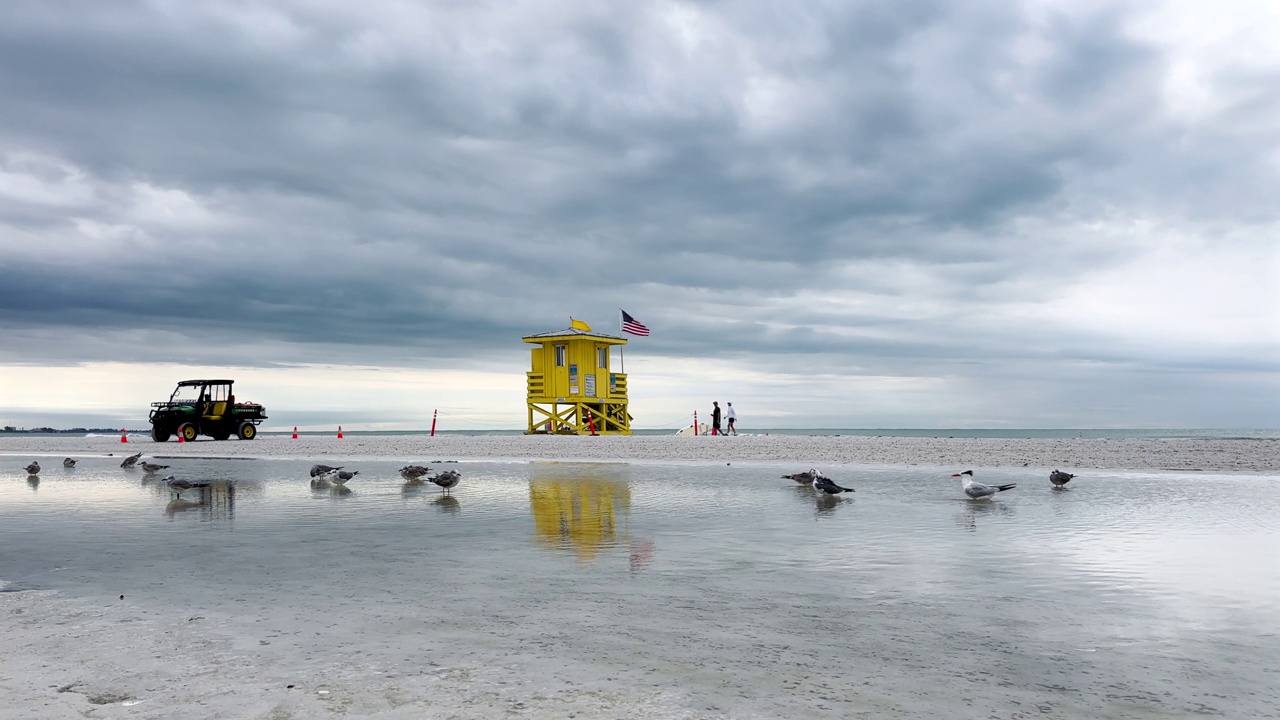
xmin=2 ymin=433 xmax=1276 ymax=473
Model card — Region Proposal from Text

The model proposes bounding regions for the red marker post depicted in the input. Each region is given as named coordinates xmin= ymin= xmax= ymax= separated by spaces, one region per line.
xmin=119 ymin=428 xmax=128 ymax=443
xmin=693 ymin=411 xmax=698 ymax=436
xmin=430 ymin=409 xmax=438 ymax=437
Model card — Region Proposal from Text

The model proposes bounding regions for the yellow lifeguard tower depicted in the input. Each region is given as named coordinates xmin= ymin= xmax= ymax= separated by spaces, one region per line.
xmin=524 ymin=322 xmax=631 ymax=434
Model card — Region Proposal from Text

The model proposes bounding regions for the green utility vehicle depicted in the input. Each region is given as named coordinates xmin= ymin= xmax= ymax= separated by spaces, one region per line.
xmin=148 ymin=379 xmax=267 ymax=442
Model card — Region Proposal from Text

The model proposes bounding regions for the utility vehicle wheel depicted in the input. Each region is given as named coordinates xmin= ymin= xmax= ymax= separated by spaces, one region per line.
xmin=179 ymin=423 xmax=198 ymax=442
xmin=151 ymin=426 xmax=171 ymax=442
xmin=211 ymin=430 xmax=232 ymax=441
xmin=237 ymin=422 xmax=257 ymax=440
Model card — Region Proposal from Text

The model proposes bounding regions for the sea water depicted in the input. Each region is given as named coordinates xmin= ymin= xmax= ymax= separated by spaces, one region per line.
xmin=2 ymin=458 xmax=1278 ymax=718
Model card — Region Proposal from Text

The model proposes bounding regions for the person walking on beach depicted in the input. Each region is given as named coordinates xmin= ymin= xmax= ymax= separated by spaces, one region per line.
xmin=711 ymin=401 xmax=722 ymax=436
xmin=726 ymin=402 xmax=737 ymax=435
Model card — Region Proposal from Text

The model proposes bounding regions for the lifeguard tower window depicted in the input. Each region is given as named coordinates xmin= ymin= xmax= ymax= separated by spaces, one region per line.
xmin=555 ymin=345 xmax=567 ymax=367
xmin=597 ymin=346 xmax=608 ymax=369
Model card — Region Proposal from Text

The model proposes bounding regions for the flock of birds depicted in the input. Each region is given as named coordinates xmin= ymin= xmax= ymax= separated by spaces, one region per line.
xmin=308 ymin=463 xmax=463 ymax=493
xmin=782 ymin=467 xmax=1077 ymax=498
xmin=20 ymin=453 xmax=465 ymax=498
xmin=22 ymin=455 xmax=1075 ymax=501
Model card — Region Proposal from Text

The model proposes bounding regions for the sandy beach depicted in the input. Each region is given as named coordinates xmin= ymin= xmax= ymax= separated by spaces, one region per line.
xmin=2 ymin=432 xmax=1277 ymax=472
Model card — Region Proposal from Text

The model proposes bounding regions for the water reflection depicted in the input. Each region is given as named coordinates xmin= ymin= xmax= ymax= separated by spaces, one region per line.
xmin=27 ymin=476 xmax=39 ymax=492
xmin=955 ymin=499 xmax=1014 ymax=531
xmin=528 ymin=468 xmax=630 ymax=562
xmin=162 ymin=483 xmax=236 ymax=522
xmin=433 ymin=495 xmax=461 ymax=514
xmin=815 ymin=493 xmax=851 ymax=518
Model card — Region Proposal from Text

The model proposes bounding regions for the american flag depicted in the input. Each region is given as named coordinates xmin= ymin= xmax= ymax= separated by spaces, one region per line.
xmin=620 ymin=309 xmax=650 ymax=336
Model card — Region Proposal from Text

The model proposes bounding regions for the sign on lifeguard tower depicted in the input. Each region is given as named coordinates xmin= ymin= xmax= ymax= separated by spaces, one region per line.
xmin=524 ymin=320 xmax=631 ymax=435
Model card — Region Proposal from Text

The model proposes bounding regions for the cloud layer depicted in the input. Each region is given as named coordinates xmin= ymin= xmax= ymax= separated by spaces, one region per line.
xmin=2 ymin=0 xmax=1278 ymax=428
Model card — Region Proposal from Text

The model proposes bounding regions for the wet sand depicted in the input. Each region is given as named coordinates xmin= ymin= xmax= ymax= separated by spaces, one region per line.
xmin=2 ymin=432 xmax=1277 ymax=472
xmin=4 ymin=435 xmax=1277 ymax=718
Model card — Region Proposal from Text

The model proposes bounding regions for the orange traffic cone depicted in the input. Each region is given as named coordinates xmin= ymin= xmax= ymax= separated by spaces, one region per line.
xmin=120 ymin=428 xmax=128 ymax=443
xmin=337 ymin=425 xmax=344 ymax=439
xmin=177 ymin=428 xmax=185 ymax=444
xmin=291 ymin=426 xmax=298 ymax=439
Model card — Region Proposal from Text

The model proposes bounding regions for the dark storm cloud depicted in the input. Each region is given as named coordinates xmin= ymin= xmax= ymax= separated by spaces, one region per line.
xmin=1 ymin=0 xmax=1277 ymax=424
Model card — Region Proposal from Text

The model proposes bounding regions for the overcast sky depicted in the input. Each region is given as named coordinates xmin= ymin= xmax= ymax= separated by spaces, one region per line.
xmin=1 ymin=0 xmax=1277 ymax=431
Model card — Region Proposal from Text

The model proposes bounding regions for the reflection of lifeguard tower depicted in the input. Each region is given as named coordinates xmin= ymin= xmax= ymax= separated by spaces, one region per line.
xmin=528 ymin=474 xmax=631 ymax=561
xmin=524 ymin=324 xmax=631 ymax=434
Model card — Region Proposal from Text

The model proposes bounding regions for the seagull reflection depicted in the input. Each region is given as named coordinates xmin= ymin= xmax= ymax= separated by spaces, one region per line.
xmin=165 ymin=498 xmax=205 ymax=517
xmin=955 ymin=500 xmax=1014 ymax=531
xmin=27 ymin=475 xmax=39 ymax=491
xmin=815 ymin=493 xmax=850 ymax=517
xmin=433 ymin=495 xmax=460 ymax=514
xmin=329 ymin=484 xmax=353 ymax=497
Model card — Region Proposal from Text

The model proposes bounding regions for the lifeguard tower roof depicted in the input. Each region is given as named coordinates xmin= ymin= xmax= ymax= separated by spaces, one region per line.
xmin=522 ymin=327 xmax=627 ymax=343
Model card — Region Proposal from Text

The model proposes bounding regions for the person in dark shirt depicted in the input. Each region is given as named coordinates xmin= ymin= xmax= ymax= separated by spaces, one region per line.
xmin=711 ymin=401 xmax=722 ymax=436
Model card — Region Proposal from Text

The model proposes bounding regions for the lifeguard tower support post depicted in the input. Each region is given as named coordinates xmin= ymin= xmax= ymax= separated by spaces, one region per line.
xmin=524 ymin=326 xmax=631 ymax=434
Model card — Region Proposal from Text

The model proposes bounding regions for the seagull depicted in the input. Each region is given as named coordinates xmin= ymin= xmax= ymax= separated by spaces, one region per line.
xmin=429 ymin=469 xmax=461 ymax=494
xmin=140 ymin=461 xmax=171 ymax=474
xmin=1050 ymin=470 xmax=1076 ymax=488
xmin=952 ymin=470 xmax=1016 ymax=500
xmin=120 ymin=452 xmax=143 ymax=468
xmin=25 ymin=461 xmax=40 ymax=475
xmin=813 ymin=475 xmax=854 ymax=495
xmin=399 ymin=464 xmax=431 ymax=480
xmin=63 ymin=458 xmax=76 ymax=468
xmin=782 ymin=469 xmax=824 ymax=485
xmin=332 ymin=469 xmax=359 ymax=485
xmin=309 ymin=464 xmax=343 ymax=478
xmin=164 ymin=476 xmax=210 ymax=497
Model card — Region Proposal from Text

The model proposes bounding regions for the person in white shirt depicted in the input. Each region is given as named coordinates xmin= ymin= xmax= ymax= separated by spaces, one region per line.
xmin=725 ymin=402 xmax=737 ymax=435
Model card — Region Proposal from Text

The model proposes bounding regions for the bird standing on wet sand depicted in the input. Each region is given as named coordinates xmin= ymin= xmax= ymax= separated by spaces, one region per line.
xmin=399 ymin=464 xmax=430 ymax=480
xmin=25 ymin=461 xmax=40 ymax=475
xmin=141 ymin=461 xmax=170 ymax=474
xmin=120 ymin=452 xmax=143 ymax=468
xmin=953 ymin=470 xmax=1016 ymax=500
xmin=1050 ymin=470 xmax=1076 ymax=488
xmin=309 ymin=464 xmax=342 ymax=478
xmin=782 ymin=469 xmax=824 ymax=485
xmin=814 ymin=475 xmax=854 ymax=495
xmin=429 ymin=469 xmax=461 ymax=494
xmin=332 ymin=469 xmax=359 ymax=485
xmin=63 ymin=458 xmax=76 ymax=468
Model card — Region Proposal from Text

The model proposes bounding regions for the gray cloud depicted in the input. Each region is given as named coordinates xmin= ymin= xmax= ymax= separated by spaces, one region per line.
xmin=1 ymin=0 xmax=1277 ymax=427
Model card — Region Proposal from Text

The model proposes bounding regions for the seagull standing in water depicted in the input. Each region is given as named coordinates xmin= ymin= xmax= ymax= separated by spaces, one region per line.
xmin=782 ymin=469 xmax=823 ymax=485
xmin=309 ymin=464 xmax=342 ymax=478
xmin=429 ymin=469 xmax=461 ymax=494
xmin=399 ymin=464 xmax=431 ymax=480
xmin=63 ymin=458 xmax=76 ymax=468
xmin=1050 ymin=470 xmax=1076 ymax=488
xmin=953 ymin=470 xmax=1016 ymax=500
xmin=332 ymin=469 xmax=359 ymax=485
xmin=814 ymin=475 xmax=855 ymax=495
xmin=120 ymin=452 xmax=143 ymax=468
xmin=25 ymin=461 xmax=40 ymax=475
xmin=140 ymin=461 xmax=170 ymax=474
xmin=163 ymin=475 xmax=211 ymax=498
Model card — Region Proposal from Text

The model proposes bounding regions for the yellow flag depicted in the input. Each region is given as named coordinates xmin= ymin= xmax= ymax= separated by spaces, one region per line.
xmin=570 ymin=318 xmax=592 ymax=332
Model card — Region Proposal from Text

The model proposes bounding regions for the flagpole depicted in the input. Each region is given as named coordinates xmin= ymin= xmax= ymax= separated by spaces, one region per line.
xmin=619 ymin=309 xmax=626 ymax=374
